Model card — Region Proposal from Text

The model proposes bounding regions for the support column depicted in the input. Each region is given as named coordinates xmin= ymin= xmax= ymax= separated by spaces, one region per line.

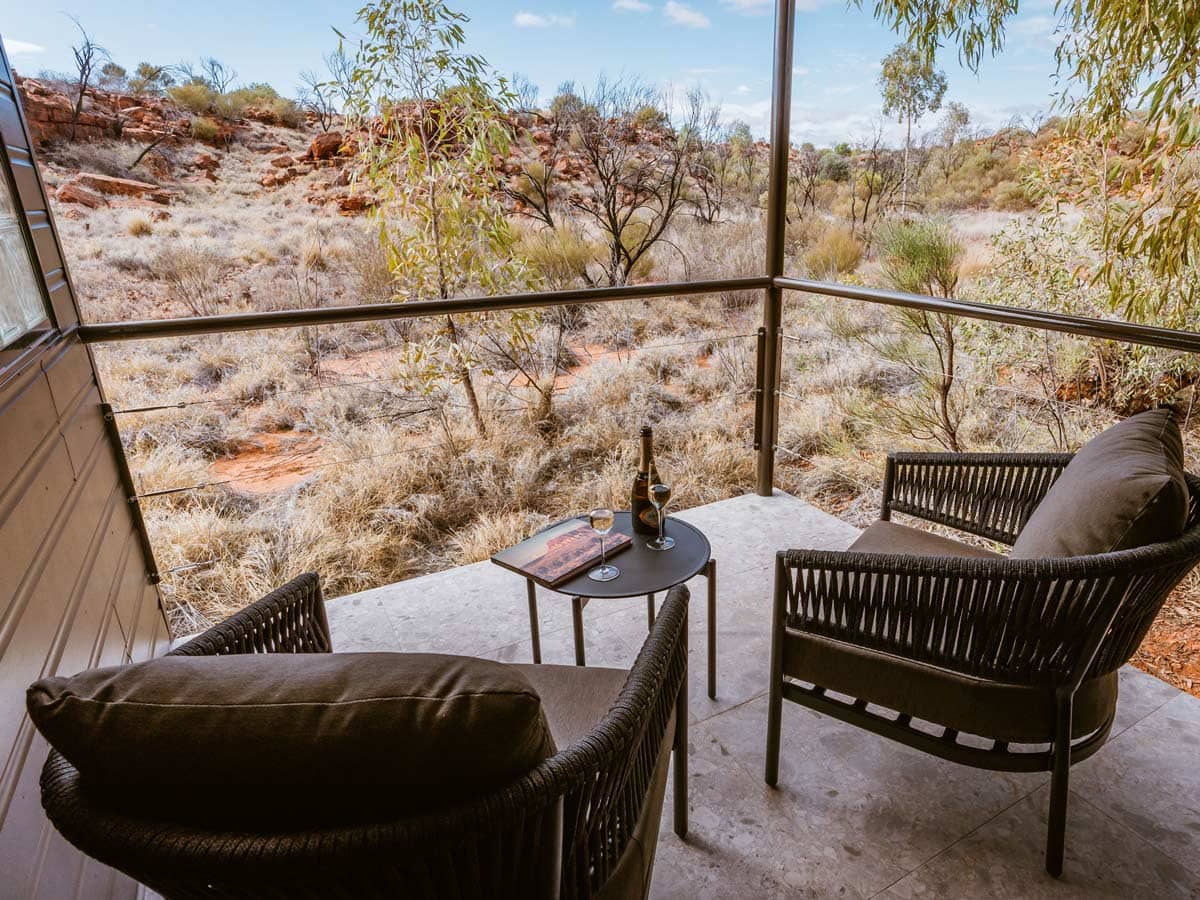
xmin=756 ymin=0 xmax=796 ymax=496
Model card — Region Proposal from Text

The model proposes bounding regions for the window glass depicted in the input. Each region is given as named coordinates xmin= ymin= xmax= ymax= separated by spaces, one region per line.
xmin=0 ymin=168 xmax=48 ymax=348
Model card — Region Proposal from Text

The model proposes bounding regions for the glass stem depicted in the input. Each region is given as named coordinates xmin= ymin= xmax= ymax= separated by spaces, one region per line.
xmin=599 ymin=534 xmax=606 ymax=568
xmin=657 ymin=508 xmax=665 ymax=545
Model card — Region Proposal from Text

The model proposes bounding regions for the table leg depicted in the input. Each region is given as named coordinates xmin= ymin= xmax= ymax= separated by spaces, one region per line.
xmin=571 ymin=596 xmax=586 ymax=666
xmin=647 ymin=592 xmax=656 ymax=630
xmin=526 ymin=579 xmax=541 ymax=665
xmin=707 ymin=558 xmax=717 ymax=700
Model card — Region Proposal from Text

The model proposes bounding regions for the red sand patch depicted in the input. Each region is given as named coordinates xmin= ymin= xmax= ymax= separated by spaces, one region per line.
xmin=210 ymin=432 xmax=326 ymax=494
xmin=320 ymin=348 xmax=400 ymax=379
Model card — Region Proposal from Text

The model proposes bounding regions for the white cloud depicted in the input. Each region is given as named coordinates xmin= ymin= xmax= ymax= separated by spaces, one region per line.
xmin=612 ymin=0 xmax=652 ymax=11
xmin=733 ymin=84 xmax=752 ymax=95
xmin=3 ymin=38 xmax=45 ymax=56
xmin=513 ymin=11 xmax=576 ymax=28
xmin=664 ymin=1 xmax=710 ymax=28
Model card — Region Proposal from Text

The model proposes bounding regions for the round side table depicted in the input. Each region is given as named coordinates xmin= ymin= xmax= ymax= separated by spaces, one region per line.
xmin=518 ymin=512 xmax=718 ymax=700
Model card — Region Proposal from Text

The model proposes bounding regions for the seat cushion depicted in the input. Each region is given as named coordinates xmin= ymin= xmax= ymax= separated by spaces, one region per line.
xmin=511 ymin=663 xmax=628 ymax=747
xmin=28 ymin=653 xmax=555 ymax=820
xmin=783 ymin=630 xmax=1117 ymax=744
xmin=850 ymin=520 xmax=1002 ymax=558
xmin=1012 ymin=408 xmax=1188 ymax=558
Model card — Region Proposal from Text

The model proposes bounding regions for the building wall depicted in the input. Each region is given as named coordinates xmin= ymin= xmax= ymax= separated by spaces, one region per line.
xmin=0 ymin=43 xmax=168 ymax=899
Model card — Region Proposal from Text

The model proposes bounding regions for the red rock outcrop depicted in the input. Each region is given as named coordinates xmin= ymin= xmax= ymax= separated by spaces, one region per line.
xmin=16 ymin=77 xmax=189 ymax=146
xmin=73 ymin=173 xmax=173 ymax=204
xmin=55 ymin=181 xmax=107 ymax=209
xmin=306 ymin=131 xmax=344 ymax=161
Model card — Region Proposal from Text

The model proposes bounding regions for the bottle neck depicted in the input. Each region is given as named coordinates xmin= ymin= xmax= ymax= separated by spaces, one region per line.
xmin=638 ymin=432 xmax=653 ymax=475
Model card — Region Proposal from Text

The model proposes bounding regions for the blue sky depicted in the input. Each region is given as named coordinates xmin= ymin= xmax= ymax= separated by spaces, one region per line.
xmin=1 ymin=1 xmax=1066 ymax=145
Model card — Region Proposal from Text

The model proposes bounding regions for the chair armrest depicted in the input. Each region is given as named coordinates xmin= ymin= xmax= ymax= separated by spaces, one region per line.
xmin=882 ymin=451 xmax=1073 ymax=545
xmin=168 ymin=573 xmax=331 ymax=657
xmin=775 ymin=548 xmax=1124 ymax=687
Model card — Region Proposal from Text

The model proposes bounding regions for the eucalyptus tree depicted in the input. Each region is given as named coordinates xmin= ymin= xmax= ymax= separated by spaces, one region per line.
xmin=862 ymin=0 xmax=1200 ymax=324
xmin=342 ymin=0 xmax=534 ymax=437
xmin=878 ymin=43 xmax=947 ymax=212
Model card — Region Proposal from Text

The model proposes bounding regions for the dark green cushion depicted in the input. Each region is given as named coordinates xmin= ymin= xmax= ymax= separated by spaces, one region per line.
xmin=1011 ymin=408 xmax=1188 ymax=558
xmin=27 ymin=653 xmax=555 ymax=821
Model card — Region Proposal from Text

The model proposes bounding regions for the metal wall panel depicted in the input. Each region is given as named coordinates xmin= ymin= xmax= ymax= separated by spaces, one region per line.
xmin=0 ymin=39 xmax=165 ymax=900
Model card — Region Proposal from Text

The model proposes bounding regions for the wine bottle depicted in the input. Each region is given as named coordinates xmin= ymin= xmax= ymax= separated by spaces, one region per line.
xmin=631 ymin=425 xmax=662 ymax=535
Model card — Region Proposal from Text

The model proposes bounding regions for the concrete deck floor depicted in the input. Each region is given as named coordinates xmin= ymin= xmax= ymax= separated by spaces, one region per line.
xmin=326 ymin=492 xmax=1200 ymax=898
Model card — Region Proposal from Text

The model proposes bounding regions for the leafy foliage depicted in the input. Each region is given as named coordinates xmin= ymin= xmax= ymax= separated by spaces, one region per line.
xmin=863 ymin=0 xmax=1200 ymax=325
xmin=344 ymin=0 xmax=538 ymax=435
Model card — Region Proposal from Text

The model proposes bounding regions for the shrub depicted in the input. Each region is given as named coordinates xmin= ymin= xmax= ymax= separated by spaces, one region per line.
xmin=875 ymin=218 xmax=963 ymax=296
xmin=215 ymin=84 xmax=302 ymax=125
xmin=126 ymin=215 xmax=153 ymax=237
xmin=817 ymin=150 xmax=849 ymax=182
xmin=169 ymin=82 xmax=216 ymax=114
xmin=804 ymin=226 xmax=862 ymax=277
xmin=633 ymin=104 xmax=668 ymax=130
xmin=153 ymin=244 xmax=230 ymax=316
xmin=190 ymin=116 xmax=221 ymax=142
xmin=991 ymin=179 xmax=1033 ymax=211
xmin=516 ymin=225 xmax=596 ymax=289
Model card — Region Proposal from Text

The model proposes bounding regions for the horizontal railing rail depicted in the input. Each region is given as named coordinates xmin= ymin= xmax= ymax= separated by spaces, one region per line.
xmin=77 ymin=274 xmax=1200 ymax=356
xmin=775 ymin=277 xmax=1200 ymax=354
xmin=77 ymin=276 xmax=772 ymax=343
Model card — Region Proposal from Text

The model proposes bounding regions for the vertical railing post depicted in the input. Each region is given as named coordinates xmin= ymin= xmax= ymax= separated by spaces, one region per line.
xmin=757 ymin=0 xmax=796 ymax=496
xmin=101 ymin=401 xmax=161 ymax=584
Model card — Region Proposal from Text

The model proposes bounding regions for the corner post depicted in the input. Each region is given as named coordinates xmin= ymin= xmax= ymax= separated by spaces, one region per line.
xmin=757 ymin=0 xmax=796 ymax=496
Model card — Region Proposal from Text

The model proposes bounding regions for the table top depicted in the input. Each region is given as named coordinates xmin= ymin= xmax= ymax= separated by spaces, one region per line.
xmin=530 ymin=511 xmax=710 ymax=599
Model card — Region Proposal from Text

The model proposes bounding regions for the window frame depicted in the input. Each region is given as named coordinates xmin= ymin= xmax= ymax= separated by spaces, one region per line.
xmin=0 ymin=138 xmax=57 ymax=376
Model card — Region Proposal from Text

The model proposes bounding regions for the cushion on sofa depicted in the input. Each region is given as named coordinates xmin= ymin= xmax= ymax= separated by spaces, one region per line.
xmin=27 ymin=652 xmax=555 ymax=821
xmin=849 ymin=520 xmax=1002 ymax=559
xmin=1011 ymin=407 xmax=1188 ymax=558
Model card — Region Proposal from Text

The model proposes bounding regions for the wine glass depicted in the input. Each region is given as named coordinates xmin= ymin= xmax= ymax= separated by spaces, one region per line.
xmin=647 ymin=483 xmax=675 ymax=550
xmin=587 ymin=507 xmax=620 ymax=582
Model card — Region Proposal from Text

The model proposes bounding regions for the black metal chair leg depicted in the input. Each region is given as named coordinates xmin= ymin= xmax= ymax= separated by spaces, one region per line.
xmin=526 ymin=579 xmax=541 ymax=664
xmin=765 ymin=554 xmax=786 ymax=786
xmin=1046 ymin=689 xmax=1073 ymax=877
xmin=647 ymin=592 xmax=655 ymax=630
xmin=571 ymin=596 xmax=586 ymax=666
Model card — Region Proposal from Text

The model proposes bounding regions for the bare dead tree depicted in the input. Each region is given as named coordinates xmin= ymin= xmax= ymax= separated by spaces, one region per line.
xmin=789 ymin=143 xmax=821 ymax=219
xmin=686 ymin=87 xmax=731 ymax=225
xmin=848 ymin=122 xmax=903 ymax=232
xmin=200 ymin=57 xmax=237 ymax=93
xmin=569 ymin=77 xmax=699 ymax=285
xmin=66 ymin=16 xmax=109 ymax=142
xmin=510 ymin=73 xmax=540 ymax=114
xmin=298 ymin=69 xmax=338 ymax=131
xmin=324 ymin=49 xmax=355 ymax=112
xmin=502 ymin=117 xmax=564 ymax=229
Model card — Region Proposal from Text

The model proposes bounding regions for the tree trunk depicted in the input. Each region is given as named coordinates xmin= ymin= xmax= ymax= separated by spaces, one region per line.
xmin=901 ymin=113 xmax=912 ymax=213
xmin=444 ymin=314 xmax=486 ymax=437
xmin=936 ymin=314 xmax=959 ymax=452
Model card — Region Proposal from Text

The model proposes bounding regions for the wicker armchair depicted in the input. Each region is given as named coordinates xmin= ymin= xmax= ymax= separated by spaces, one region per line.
xmin=765 ymin=451 xmax=1200 ymax=877
xmin=40 ymin=574 xmax=689 ymax=900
